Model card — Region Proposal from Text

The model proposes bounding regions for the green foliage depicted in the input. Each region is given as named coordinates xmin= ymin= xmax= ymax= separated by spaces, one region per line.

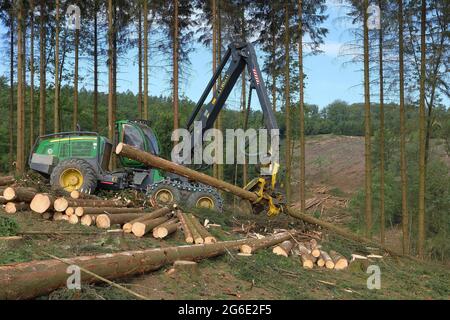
xmin=0 ymin=215 xmax=19 ymax=237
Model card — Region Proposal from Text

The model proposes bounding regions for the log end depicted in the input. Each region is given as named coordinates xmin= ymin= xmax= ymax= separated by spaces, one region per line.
xmin=272 ymin=246 xmax=289 ymax=257
xmin=131 ymin=222 xmax=146 ymax=237
xmin=3 ymin=187 xmax=16 ymax=201
xmin=240 ymin=244 xmax=252 ymax=254
xmin=4 ymin=202 xmax=17 ymax=214
xmin=54 ymin=197 xmax=69 ymax=212
xmin=70 ymin=190 xmax=80 ymax=199
xmin=96 ymin=214 xmax=111 ymax=229
xmin=115 ymin=143 xmax=124 ymax=155
xmin=30 ymin=194 xmax=52 ymax=214
xmin=66 ymin=207 xmax=75 ymax=216
xmin=75 ymin=207 xmax=84 ymax=217
xmin=80 ymin=215 xmax=93 ymax=226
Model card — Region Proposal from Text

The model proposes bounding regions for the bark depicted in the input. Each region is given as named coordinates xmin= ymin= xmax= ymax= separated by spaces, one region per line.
xmin=0 ymin=238 xmax=257 ymax=300
xmin=75 ymin=207 xmax=144 ymax=216
xmin=241 ymin=72 xmax=248 ymax=186
xmin=138 ymin=9 xmax=143 ymax=118
xmin=363 ymin=0 xmax=372 ymax=238
xmin=115 ymin=143 xmax=258 ymax=202
xmin=107 ymin=0 xmax=114 ymax=170
xmin=3 ymin=187 xmax=37 ymax=202
xmin=16 ymin=1 xmax=25 ymax=175
xmin=29 ymin=0 xmax=35 ymax=147
xmin=53 ymin=197 xmax=126 ymax=213
xmin=212 ymin=0 xmax=218 ymax=179
xmin=418 ymin=0 xmax=426 ymax=258
xmin=0 ymin=176 xmax=15 ymax=186
xmin=93 ymin=3 xmax=98 ymax=132
xmin=54 ymin=0 xmax=60 ymax=133
xmin=298 ymin=0 xmax=305 ymax=214
xmin=143 ymin=0 xmax=149 ymax=120
xmin=9 ymin=12 xmax=14 ymax=171
xmin=188 ymin=213 xmax=216 ymax=244
xmin=239 ymin=231 xmax=295 ymax=254
xmin=177 ymin=211 xmax=193 ymax=243
xmin=39 ymin=0 xmax=46 ymax=136
xmin=186 ymin=214 xmax=203 ymax=244
xmin=319 ymin=251 xmax=334 ymax=269
xmin=173 ymin=0 xmax=179 ymax=133
xmin=398 ymin=0 xmax=409 ymax=254
xmin=284 ymin=1 xmax=291 ymax=203
xmin=379 ymin=0 xmax=385 ymax=245
xmin=131 ymin=216 xmax=170 ymax=237
xmin=73 ymin=25 xmax=79 ymax=130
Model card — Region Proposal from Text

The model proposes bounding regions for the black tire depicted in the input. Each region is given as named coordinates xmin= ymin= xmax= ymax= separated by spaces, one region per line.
xmin=148 ymin=180 xmax=182 ymax=207
xmin=186 ymin=189 xmax=224 ymax=213
xmin=50 ymin=159 xmax=97 ymax=194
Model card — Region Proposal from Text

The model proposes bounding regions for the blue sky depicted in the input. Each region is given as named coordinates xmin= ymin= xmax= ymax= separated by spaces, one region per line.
xmin=1 ymin=1 xmax=366 ymax=111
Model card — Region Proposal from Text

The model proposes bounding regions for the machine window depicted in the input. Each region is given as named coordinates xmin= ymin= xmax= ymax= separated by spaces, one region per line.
xmin=123 ymin=124 xmax=145 ymax=150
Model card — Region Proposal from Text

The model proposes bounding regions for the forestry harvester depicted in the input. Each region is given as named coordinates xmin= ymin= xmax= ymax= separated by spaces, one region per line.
xmin=28 ymin=42 xmax=283 ymax=215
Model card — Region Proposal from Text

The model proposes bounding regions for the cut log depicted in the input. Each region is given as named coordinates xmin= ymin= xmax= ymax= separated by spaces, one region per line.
xmin=131 ymin=216 xmax=170 ymax=238
xmin=53 ymin=212 xmax=64 ymax=221
xmin=309 ymin=239 xmax=321 ymax=258
xmin=185 ymin=214 xmax=203 ymax=244
xmin=177 ymin=212 xmax=194 ymax=243
xmin=122 ymin=207 xmax=171 ymax=233
xmin=320 ymin=251 xmax=335 ymax=269
xmin=4 ymin=202 xmax=29 ymax=214
xmin=240 ymin=231 xmax=296 ymax=254
xmin=173 ymin=260 xmax=198 ymax=275
xmin=152 ymin=219 xmax=179 ymax=239
xmin=329 ymin=250 xmax=348 ymax=270
xmin=0 ymin=237 xmax=259 ymax=300
xmin=75 ymin=207 xmax=144 ymax=216
xmin=80 ymin=214 xmax=93 ymax=226
xmin=297 ymin=243 xmax=311 ymax=256
xmin=116 ymin=143 xmax=259 ymax=203
xmin=0 ymin=236 xmax=23 ymax=249
xmin=272 ymin=240 xmax=294 ymax=257
xmin=70 ymin=190 xmax=100 ymax=200
xmin=30 ymin=194 xmax=56 ymax=214
xmin=68 ymin=215 xmax=79 ymax=225
xmin=188 ymin=214 xmax=216 ymax=244
xmin=53 ymin=197 xmax=126 ymax=213
xmin=317 ymin=257 xmax=325 ymax=267
xmin=3 ymin=187 xmax=37 ymax=202
xmin=65 ymin=207 xmax=75 ymax=216
xmin=96 ymin=213 xmax=147 ymax=229
xmin=300 ymin=254 xmax=315 ymax=269
xmin=0 ymin=176 xmax=15 ymax=186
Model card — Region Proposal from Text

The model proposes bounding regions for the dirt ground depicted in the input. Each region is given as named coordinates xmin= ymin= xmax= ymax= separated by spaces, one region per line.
xmin=1 ymin=134 xmax=449 ymax=300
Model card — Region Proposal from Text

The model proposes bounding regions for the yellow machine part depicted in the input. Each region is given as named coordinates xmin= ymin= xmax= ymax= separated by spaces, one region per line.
xmin=59 ymin=168 xmax=84 ymax=192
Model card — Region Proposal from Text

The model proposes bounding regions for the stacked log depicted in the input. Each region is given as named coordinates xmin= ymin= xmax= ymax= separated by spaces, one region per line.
xmin=288 ymin=241 xmax=346 ymax=270
xmin=153 ymin=219 xmax=179 ymax=239
xmin=30 ymin=194 xmax=56 ymax=214
xmin=131 ymin=216 xmax=170 ymax=238
xmin=122 ymin=207 xmax=171 ymax=233
xmin=0 ymin=176 xmax=15 ymax=186
xmin=272 ymin=240 xmax=294 ymax=257
xmin=53 ymin=197 xmax=126 ymax=213
xmin=177 ymin=211 xmax=194 ymax=243
xmin=76 ymin=207 xmax=144 ymax=216
xmin=240 ymin=231 xmax=295 ymax=254
xmin=188 ymin=214 xmax=217 ymax=244
xmin=2 ymin=187 xmax=37 ymax=215
xmin=96 ymin=213 xmax=148 ymax=229
xmin=4 ymin=202 xmax=29 ymax=214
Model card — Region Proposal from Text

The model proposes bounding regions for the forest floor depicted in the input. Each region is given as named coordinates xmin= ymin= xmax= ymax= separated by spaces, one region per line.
xmin=1 ymin=135 xmax=449 ymax=300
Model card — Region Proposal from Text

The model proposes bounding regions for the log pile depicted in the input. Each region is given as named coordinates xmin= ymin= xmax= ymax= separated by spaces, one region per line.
xmin=271 ymin=237 xmax=348 ymax=271
xmin=177 ymin=211 xmax=217 ymax=244
xmin=2 ymin=186 xmax=37 ymax=215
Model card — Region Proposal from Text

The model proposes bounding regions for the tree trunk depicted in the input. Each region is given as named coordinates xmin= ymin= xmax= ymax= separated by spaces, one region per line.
xmin=0 ymin=238 xmax=259 ymax=300
xmin=417 ymin=0 xmax=426 ymax=259
xmin=284 ymin=1 xmax=291 ymax=203
xmin=177 ymin=211 xmax=193 ymax=243
xmin=378 ymin=0 xmax=385 ymax=246
xmin=54 ymin=0 xmax=60 ymax=133
xmin=239 ymin=231 xmax=295 ymax=254
xmin=39 ymin=0 xmax=46 ymax=136
xmin=115 ymin=143 xmax=258 ymax=202
xmin=9 ymin=12 xmax=15 ymax=171
xmin=107 ymin=0 xmax=114 ymax=170
xmin=93 ymin=3 xmax=98 ymax=132
xmin=143 ymin=0 xmax=149 ymax=120
xmin=298 ymin=0 xmax=305 ymax=214
xmin=16 ymin=1 xmax=25 ymax=175
xmin=241 ymin=71 xmax=248 ymax=186
xmin=173 ymin=0 xmax=179 ymax=136
xmin=138 ymin=8 xmax=143 ymax=118
xmin=29 ymin=0 xmax=35 ymax=148
xmin=73 ymin=25 xmax=79 ymax=130
xmin=398 ymin=0 xmax=409 ymax=254
xmin=131 ymin=216 xmax=170 ymax=237
xmin=363 ymin=0 xmax=372 ymax=238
